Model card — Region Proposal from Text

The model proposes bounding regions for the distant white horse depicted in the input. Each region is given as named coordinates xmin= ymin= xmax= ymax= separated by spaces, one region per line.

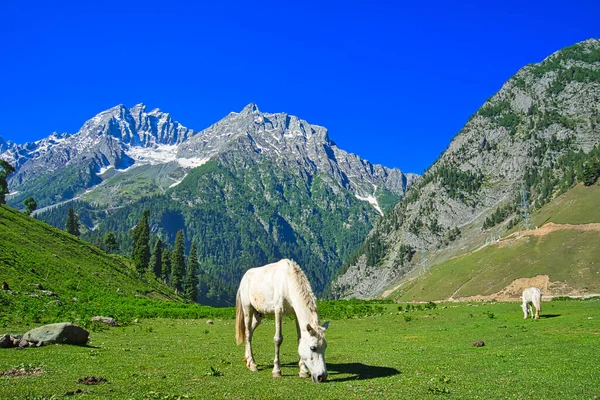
xmin=521 ymin=287 xmax=542 ymax=320
xmin=236 ymin=259 xmax=329 ymax=382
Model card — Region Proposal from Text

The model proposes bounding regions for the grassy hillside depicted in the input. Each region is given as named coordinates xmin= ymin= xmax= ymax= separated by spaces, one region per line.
xmin=0 ymin=205 xmax=231 ymax=326
xmin=391 ymin=183 xmax=600 ymax=302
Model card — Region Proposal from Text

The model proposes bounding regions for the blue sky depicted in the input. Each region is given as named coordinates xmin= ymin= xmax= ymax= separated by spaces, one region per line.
xmin=1 ymin=1 xmax=599 ymax=174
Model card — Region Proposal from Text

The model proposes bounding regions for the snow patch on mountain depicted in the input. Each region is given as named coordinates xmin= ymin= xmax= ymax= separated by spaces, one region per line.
xmin=126 ymin=144 xmax=211 ymax=170
xmin=126 ymin=144 xmax=179 ymax=164
xmin=355 ymin=193 xmax=383 ymax=216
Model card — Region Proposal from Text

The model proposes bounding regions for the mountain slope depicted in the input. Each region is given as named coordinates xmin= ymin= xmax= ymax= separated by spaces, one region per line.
xmin=331 ymin=38 xmax=600 ymax=299
xmin=388 ymin=183 xmax=600 ymax=301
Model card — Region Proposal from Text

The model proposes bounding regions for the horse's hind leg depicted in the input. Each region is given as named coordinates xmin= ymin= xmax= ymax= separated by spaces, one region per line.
xmin=528 ymin=303 xmax=534 ymax=319
xmin=294 ymin=315 xmax=310 ymax=378
xmin=272 ymin=310 xmax=283 ymax=378
xmin=243 ymin=308 xmax=259 ymax=371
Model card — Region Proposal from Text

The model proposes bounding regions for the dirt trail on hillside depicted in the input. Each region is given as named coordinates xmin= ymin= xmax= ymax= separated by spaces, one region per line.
xmin=481 ymin=222 xmax=600 ymax=251
xmin=382 ymin=222 xmax=600 ymax=300
xmin=527 ymin=222 xmax=600 ymax=236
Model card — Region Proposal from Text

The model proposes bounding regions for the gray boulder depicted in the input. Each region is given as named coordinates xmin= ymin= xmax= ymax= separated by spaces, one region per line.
xmin=22 ymin=323 xmax=89 ymax=346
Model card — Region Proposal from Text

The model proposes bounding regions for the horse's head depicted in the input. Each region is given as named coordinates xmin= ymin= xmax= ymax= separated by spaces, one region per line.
xmin=299 ymin=321 xmax=329 ymax=382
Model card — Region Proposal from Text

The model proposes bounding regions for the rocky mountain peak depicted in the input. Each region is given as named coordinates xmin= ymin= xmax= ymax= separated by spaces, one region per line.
xmin=240 ymin=102 xmax=260 ymax=115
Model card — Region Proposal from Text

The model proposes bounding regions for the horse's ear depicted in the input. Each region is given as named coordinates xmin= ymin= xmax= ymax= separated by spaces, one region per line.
xmin=321 ymin=321 xmax=329 ymax=330
xmin=306 ymin=324 xmax=316 ymax=336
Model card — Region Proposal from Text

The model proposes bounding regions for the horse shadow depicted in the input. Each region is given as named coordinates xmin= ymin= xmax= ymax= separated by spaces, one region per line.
xmin=539 ymin=314 xmax=561 ymax=319
xmin=327 ymin=362 xmax=400 ymax=382
xmin=273 ymin=362 xmax=400 ymax=382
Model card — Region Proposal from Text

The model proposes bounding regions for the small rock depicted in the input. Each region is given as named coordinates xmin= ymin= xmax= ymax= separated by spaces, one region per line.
xmin=206 ymin=320 xmax=214 ymax=325
xmin=40 ymin=290 xmax=57 ymax=297
xmin=1 ymin=282 xmax=9 ymax=291
xmin=91 ymin=316 xmax=117 ymax=327
xmin=0 ymin=334 xmax=13 ymax=348
xmin=472 ymin=340 xmax=485 ymax=347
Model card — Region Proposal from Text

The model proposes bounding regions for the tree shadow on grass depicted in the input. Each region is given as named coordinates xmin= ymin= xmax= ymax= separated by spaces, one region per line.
xmin=539 ymin=314 xmax=561 ymax=319
xmin=262 ymin=362 xmax=400 ymax=382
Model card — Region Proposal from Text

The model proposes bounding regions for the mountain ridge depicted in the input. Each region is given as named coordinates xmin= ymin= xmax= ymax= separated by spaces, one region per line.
xmin=2 ymin=103 xmax=416 ymax=213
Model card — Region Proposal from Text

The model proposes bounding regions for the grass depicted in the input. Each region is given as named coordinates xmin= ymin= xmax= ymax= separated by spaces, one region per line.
xmin=1 ymin=300 xmax=599 ymax=399
xmin=531 ymin=183 xmax=600 ymax=226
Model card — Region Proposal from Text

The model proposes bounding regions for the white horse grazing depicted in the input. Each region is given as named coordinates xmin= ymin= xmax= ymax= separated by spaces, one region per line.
xmin=236 ymin=259 xmax=329 ymax=382
xmin=521 ymin=287 xmax=542 ymax=320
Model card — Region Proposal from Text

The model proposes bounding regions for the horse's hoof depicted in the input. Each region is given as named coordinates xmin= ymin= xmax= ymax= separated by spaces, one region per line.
xmin=272 ymin=370 xmax=282 ymax=378
xmin=299 ymin=371 xmax=310 ymax=378
xmin=249 ymin=364 xmax=258 ymax=372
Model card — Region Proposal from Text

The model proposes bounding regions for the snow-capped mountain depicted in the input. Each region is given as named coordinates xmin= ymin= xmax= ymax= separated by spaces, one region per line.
xmin=2 ymin=103 xmax=416 ymax=211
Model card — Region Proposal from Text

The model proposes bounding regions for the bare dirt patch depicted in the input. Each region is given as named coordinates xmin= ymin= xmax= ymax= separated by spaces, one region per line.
xmin=0 ymin=366 xmax=43 ymax=378
xmin=78 ymin=376 xmax=107 ymax=385
xmin=453 ymin=275 xmax=598 ymax=302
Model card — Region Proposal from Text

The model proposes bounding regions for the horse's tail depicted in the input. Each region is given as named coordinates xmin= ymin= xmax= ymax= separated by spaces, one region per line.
xmin=235 ymin=289 xmax=246 ymax=345
xmin=537 ymin=291 xmax=542 ymax=313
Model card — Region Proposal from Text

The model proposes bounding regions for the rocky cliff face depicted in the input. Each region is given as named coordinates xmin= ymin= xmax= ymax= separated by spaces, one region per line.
xmin=331 ymin=38 xmax=600 ymax=298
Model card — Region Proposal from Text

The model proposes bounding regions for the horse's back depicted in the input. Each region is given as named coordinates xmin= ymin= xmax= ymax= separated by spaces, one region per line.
xmin=522 ymin=287 xmax=542 ymax=303
xmin=238 ymin=259 xmax=296 ymax=314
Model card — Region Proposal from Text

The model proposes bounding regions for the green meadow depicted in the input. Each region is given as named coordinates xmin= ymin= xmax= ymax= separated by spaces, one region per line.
xmin=1 ymin=299 xmax=599 ymax=399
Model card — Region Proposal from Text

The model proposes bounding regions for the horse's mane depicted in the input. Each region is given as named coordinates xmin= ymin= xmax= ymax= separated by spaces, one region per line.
xmin=289 ymin=260 xmax=318 ymax=315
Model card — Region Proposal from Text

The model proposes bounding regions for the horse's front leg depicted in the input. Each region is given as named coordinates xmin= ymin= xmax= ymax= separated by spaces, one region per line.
xmin=272 ymin=310 xmax=283 ymax=378
xmin=295 ymin=316 xmax=310 ymax=378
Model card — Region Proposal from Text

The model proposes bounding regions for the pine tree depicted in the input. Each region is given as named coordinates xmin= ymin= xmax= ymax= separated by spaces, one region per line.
xmin=132 ymin=210 xmax=151 ymax=276
xmin=65 ymin=207 xmax=80 ymax=237
xmin=184 ymin=242 xmax=199 ymax=302
xmin=161 ymin=248 xmax=172 ymax=285
xmin=23 ymin=196 xmax=37 ymax=215
xmin=582 ymin=159 xmax=600 ymax=186
xmin=0 ymin=160 xmax=15 ymax=205
xmin=104 ymin=232 xmax=119 ymax=253
xmin=171 ymin=230 xmax=186 ymax=294
xmin=150 ymin=239 xmax=163 ymax=279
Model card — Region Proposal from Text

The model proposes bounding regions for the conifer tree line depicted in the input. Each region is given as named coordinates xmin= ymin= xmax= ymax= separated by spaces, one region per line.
xmin=129 ymin=210 xmax=203 ymax=303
